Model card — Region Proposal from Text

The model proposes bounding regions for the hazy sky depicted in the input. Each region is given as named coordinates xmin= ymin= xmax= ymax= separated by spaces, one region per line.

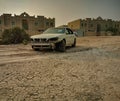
xmin=0 ymin=0 xmax=120 ymax=26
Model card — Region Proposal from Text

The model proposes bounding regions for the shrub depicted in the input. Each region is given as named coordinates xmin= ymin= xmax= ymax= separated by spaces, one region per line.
xmin=2 ymin=27 xmax=30 ymax=44
xmin=22 ymin=39 xmax=28 ymax=45
xmin=2 ymin=29 xmax=12 ymax=44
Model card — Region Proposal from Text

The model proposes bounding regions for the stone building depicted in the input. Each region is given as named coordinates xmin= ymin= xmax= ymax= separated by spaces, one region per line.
xmin=68 ymin=17 xmax=120 ymax=36
xmin=0 ymin=12 xmax=55 ymax=37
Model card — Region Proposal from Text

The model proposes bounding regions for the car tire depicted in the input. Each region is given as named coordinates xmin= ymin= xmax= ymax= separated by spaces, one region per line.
xmin=72 ymin=39 xmax=76 ymax=47
xmin=58 ymin=40 xmax=66 ymax=52
xmin=32 ymin=46 xmax=39 ymax=51
xmin=34 ymin=48 xmax=39 ymax=51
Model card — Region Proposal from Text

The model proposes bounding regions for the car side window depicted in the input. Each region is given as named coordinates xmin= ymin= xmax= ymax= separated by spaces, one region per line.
xmin=66 ymin=29 xmax=69 ymax=34
xmin=66 ymin=28 xmax=73 ymax=34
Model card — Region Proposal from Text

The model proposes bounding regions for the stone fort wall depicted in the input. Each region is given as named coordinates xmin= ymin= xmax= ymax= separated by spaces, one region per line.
xmin=0 ymin=12 xmax=55 ymax=37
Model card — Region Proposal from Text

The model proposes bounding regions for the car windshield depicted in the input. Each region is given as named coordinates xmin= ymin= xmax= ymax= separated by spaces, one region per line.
xmin=43 ymin=28 xmax=65 ymax=34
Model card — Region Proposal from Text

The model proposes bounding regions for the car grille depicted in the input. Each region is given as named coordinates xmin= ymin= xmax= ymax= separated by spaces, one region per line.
xmin=34 ymin=38 xmax=47 ymax=43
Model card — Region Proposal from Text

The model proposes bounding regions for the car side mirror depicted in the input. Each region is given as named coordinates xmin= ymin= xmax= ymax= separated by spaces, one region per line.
xmin=73 ymin=32 xmax=78 ymax=36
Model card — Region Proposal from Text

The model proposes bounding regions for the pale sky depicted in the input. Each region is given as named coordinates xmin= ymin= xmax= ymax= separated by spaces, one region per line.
xmin=0 ymin=0 xmax=120 ymax=26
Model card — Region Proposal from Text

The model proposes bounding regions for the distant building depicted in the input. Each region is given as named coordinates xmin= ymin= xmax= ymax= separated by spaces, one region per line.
xmin=68 ymin=17 xmax=120 ymax=36
xmin=57 ymin=25 xmax=68 ymax=28
xmin=0 ymin=12 xmax=55 ymax=37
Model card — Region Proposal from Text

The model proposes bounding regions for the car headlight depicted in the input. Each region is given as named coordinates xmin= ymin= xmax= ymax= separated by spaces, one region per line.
xmin=48 ymin=37 xmax=59 ymax=42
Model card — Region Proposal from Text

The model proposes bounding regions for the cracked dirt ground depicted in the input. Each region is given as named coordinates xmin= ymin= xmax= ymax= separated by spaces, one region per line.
xmin=0 ymin=36 xmax=120 ymax=101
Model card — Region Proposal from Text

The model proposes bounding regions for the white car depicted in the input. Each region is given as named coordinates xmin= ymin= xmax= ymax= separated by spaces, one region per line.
xmin=30 ymin=27 xmax=76 ymax=52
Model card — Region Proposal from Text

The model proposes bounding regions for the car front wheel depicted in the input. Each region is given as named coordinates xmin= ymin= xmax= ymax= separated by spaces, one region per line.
xmin=72 ymin=39 xmax=76 ymax=47
xmin=32 ymin=46 xmax=39 ymax=51
xmin=57 ymin=40 xmax=66 ymax=52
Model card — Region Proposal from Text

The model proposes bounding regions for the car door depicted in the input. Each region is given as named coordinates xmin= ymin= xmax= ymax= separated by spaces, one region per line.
xmin=65 ymin=28 xmax=75 ymax=46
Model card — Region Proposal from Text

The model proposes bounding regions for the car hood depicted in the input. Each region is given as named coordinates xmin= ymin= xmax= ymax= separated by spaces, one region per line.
xmin=31 ymin=33 xmax=64 ymax=39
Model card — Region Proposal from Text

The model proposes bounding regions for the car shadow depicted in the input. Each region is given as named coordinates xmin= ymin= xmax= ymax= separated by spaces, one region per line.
xmin=32 ymin=46 xmax=93 ymax=53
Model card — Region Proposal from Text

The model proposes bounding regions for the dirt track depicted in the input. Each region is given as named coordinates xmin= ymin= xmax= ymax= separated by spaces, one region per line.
xmin=0 ymin=36 xmax=120 ymax=101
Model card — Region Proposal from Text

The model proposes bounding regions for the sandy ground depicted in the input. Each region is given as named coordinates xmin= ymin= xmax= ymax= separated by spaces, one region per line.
xmin=0 ymin=36 xmax=120 ymax=101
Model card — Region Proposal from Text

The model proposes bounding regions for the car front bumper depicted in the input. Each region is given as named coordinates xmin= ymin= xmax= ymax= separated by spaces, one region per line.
xmin=31 ymin=43 xmax=55 ymax=49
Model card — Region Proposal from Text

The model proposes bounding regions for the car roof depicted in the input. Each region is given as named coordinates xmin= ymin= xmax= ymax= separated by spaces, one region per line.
xmin=56 ymin=27 xmax=71 ymax=29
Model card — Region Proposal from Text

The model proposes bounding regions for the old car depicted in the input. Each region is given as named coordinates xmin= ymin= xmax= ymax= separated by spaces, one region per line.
xmin=30 ymin=27 xmax=76 ymax=52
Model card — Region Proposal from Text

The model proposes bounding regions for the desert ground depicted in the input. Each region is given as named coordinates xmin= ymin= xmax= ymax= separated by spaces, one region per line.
xmin=0 ymin=36 xmax=120 ymax=101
